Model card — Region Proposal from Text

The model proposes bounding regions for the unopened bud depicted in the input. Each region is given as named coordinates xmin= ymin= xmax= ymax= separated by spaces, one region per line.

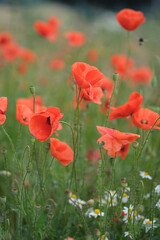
xmin=29 ymin=85 xmax=35 ymax=95
xmin=94 ymin=228 xmax=100 ymax=237
xmin=1 ymin=149 xmax=7 ymax=156
xmin=0 ymin=171 xmax=11 ymax=177
xmin=113 ymin=73 xmax=119 ymax=82
xmin=65 ymin=189 xmax=72 ymax=198
xmin=31 ymin=136 xmax=35 ymax=143
xmin=132 ymin=141 xmax=139 ymax=149
xmin=98 ymin=141 xmax=105 ymax=149
xmin=25 ymin=180 xmax=29 ymax=189
xmin=87 ymin=199 xmax=94 ymax=205
xmin=121 ymin=178 xmax=128 ymax=188
xmin=0 ymin=196 xmax=6 ymax=203
xmin=11 ymin=188 xmax=18 ymax=195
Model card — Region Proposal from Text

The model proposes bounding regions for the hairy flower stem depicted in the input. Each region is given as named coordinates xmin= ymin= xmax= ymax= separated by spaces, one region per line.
xmin=98 ymin=159 xmax=103 ymax=235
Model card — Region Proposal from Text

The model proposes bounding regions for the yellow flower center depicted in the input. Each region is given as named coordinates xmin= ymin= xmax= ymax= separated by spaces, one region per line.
xmin=129 ymin=208 xmax=132 ymax=213
xmin=101 ymin=235 xmax=105 ymax=239
xmin=72 ymin=194 xmax=76 ymax=198
xmin=146 ymin=220 xmax=151 ymax=224
xmin=78 ymin=202 xmax=82 ymax=205
xmin=94 ymin=209 xmax=100 ymax=214
xmin=123 ymin=193 xmax=127 ymax=198
xmin=134 ymin=211 xmax=138 ymax=216
xmin=144 ymin=172 xmax=149 ymax=175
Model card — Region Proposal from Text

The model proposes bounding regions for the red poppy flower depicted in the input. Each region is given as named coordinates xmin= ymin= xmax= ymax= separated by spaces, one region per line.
xmin=109 ymin=92 xmax=143 ymax=121
xmin=0 ymin=32 xmax=12 ymax=46
xmin=50 ymin=138 xmax=74 ymax=166
xmin=0 ymin=97 xmax=7 ymax=125
xmin=130 ymin=66 xmax=153 ymax=85
xmin=97 ymin=126 xmax=140 ymax=157
xmin=132 ymin=108 xmax=160 ymax=130
xmin=101 ymin=76 xmax=114 ymax=98
xmin=87 ymin=48 xmax=98 ymax=63
xmin=17 ymin=95 xmax=44 ymax=112
xmin=49 ymin=58 xmax=65 ymax=70
xmin=2 ymin=42 xmax=20 ymax=62
xmin=64 ymin=31 xmax=85 ymax=47
xmin=87 ymin=148 xmax=100 ymax=164
xmin=115 ymin=143 xmax=130 ymax=160
xmin=34 ymin=20 xmax=58 ymax=42
xmin=18 ymin=48 xmax=36 ymax=63
xmin=29 ymin=107 xmax=63 ymax=142
xmin=16 ymin=104 xmax=32 ymax=125
xmin=18 ymin=63 xmax=27 ymax=75
xmin=48 ymin=16 xmax=61 ymax=30
xmin=80 ymin=86 xmax=104 ymax=104
xmin=72 ymin=62 xmax=105 ymax=89
xmin=111 ymin=54 xmax=135 ymax=80
xmin=116 ymin=9 xmax=145 ymax=31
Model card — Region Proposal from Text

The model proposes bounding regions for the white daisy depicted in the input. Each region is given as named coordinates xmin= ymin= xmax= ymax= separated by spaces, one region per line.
xmin=124 ymin=232 xmax=133 ymax=239
xmin=143 ymin=219 xmax=157 ymax=233
xmin=139 ymin=171 xmax=152 ymax=180
xmin=98 ymin=235 xmax=108 ymax=240
xmin=104 ymin=190 xmax=118 ymax=206
xmin=156 ymin=199 xmax=160 ymax=209
xmin=122 ymin=193 xmax=129 ymax=203
xmin=123 ymin=205 xmax=140 ymax=223
xmin=86 ymin=208 xmax=104 ymax=218
xmin=155 ymin=185 xmax=160 ymax=195
xmin=69 ymin=194 xmax=86 ymax=209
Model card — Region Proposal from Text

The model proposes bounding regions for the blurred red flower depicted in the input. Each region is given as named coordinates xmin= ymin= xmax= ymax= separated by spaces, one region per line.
xmin=49 ymin=58 xmax=65 ymax=70
xmin=50 ymin=138 xmax=74 ymax=166
xmin=0 ymin=97 xmax=7 ymax=125
xmin=132 ymin=108 xmax=160 ymax=130
xmin=29 ymin=107 xmax=63 ymax=142
xmin=97 ymin=126 xmax=140 ymax=158
xmin=111 ymin=54 xmax=135 ymax=80
xmin=87 ymin=148 xmax=100 ymax=164
xmin=109 ymin=92 xmax=143 ymax=121
xmin=87 ymin=48 xmax=98 ymax=63
xmin=0 ymin=32 xmax=12 ymax=46
xmin=116 ymin=9 xmax=145 ymax=31
xmin=64 ymin=31 xmax=85 ymax=47
xmin=130 ymin=66 xmax=153 ymax=85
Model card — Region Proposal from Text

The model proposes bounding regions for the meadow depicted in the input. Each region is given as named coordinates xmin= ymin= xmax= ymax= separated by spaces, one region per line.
xmin=0 ymin=2 xmax=160 ymax=240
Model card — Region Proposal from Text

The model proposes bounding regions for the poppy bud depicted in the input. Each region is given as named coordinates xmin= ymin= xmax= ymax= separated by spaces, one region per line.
xmin=31 ymin=136 xmax=35 ymax=143
xmin=65 ymin=189 xmax=72 ymax=198
xmin=11 ymin=187 xmax=18 ymax=195
xmin=94 ymin=228 xmax=100 ymax=237
xmin=87 ymin=199 xmax=94 ymax=205
xmin=132 ymin=141 xmax=139 ymax=149
xmin=35 ymin=204 xmax=41 ymax=212
xmin=113 ymin=73 xmax=119 ymax=82
xmin=120 ymin=178 xmax=128 ymax=187
xmin=0 ymin=195 xmax=6 ymax=203
xmin=29 ymin=85 xmax=35 ymax=96
xmin=98 ymin=141 xmax=105 ymax=149
xmin=98 ymin=159 xmax=102 ymax=167
xmin=1 ymin=149 xmax=7 ymax=156
xmin=25 ymin=180 xmax=29 ymax=189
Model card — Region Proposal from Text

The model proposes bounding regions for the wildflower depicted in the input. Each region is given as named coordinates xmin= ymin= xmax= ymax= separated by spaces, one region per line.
xmin=116 ymin=9 xmax=145 ymax=31
xmin=64 ymin=31 xmax=85 ymax=47
xmin=2 ymin=42 xmax=20 ymax=62
xmin=140 ymin=171 xmax=152 ymax=180
xmin=49 ymin=58 xmax=65 ymax=70
xmin=87 ymin=148 xmax=100 ymax=165
xmin=155 ymin=185 xmax=160 ymax=195
xmin=156 ymin=199 xmax=160 ymax=209
xmin=0 ymin=32 xmax=12 ymax=46
xmin=123 ymin=205 xmax=140 ymax=223
xmin=0 ymin=97 xmax=7 ymax=125
xmin=18 ymin=48 xmax=36 ymax=63
xmin=130 ymin=66 xmax=153 ymax=85
xmin=144 ymin=193 xmax=150 ymax=200
xmin=69 ymin=196 xmax=86 ymax=209
xmin=132 ymin=108 xmax=160 ymax=130
xmin=98 ymin=235 xmax=108 ymax=240
xmin=72 ymin=62 xmax=104 ymax=89
xmin=124 ymin=232 xmax=133 ymax=239
xmin=97 ymin=126 xmax=140 ymax=158
xmin=29 ymin=107 xmax=63 ymax=142
xmin=16 ymin=104 xmax=32 ymax=125
xmin=87 ymin=48 xmax=98 ymax=63
xmin=80 ymin=87 xmax=104 ymax=104
xmin=104 ymin=190 xmax=117 ymax=206
xmin=122 ymin=193 xmax=129 ymax=203
xmin=50 ymin=138 xmax=73 ymax=166
xmin=109 ymin=92 xmax=143 ymax=121
xmin=111 ymin=54 xmax=134 ymax=80
xmin=143 ymin=219 xmax=157 ymax=233
xmin=86 ymin=208 xmax=104 ymax=218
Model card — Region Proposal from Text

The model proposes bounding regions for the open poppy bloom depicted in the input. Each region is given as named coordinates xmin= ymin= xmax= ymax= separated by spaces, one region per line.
xmin=64 ymin=31 xmax=85 ymax=47
xmin=29 ymin=107 xmax=63 ymax=142
xmin=87 ymin=148 xmax=100 ymax=164
xmin=50 ymin=138 xmax=74 ymax=166
xmin=72 ymin=62 xmax=105 ymax=89
xmin=0 ymin=97 xmax=7 ymax=125
xmin=109 ymin=92 xmax=143 ymax=121
xmin=130 ymin=66 xmax=153 ymax=85
xmin=132 ymin=108 xmax=160 ymax=130
xmin=80 ymin=87 xmax=104 ymax=104
xmin=0 ymin=32 xmax=12 ymax=46
xmin=16 ymin=104 xmax=32 ymax=125
xmin=116 ymin=9 xmax=145 ymax=31
xmin=116 ymin=143 xmax=130 ymax=160
xmin=111 ymin=54 xmax=135 ymax=80
xmin=97 ymin=126 xmax=140 ymax=158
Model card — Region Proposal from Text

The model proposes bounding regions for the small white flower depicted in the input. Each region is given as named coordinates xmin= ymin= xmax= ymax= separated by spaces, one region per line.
xmin=122 ymin=193 xmax=129 ymax=203
xmin=104 ymin=190 xmax=118 ymax=206
xmin=143 ymin=218 xmax=157 ymax=233
xmin=144 ymin=193 xmax=150 ymax=200
xmin=98 ymin=235 xmax=108 ymax=240
xmin=156 ymin=199 xmax=160 ymax=209
xmin=69 ymin=195 xmax=86 ymax=209
xmin=124 ymin=232 xmax=133 ymax=239
xmin=123 ymin=205 xmax=140 ymax=223
xmin=139 ymin=171 xmax=152 ymax=180
xmin=86 ymin=208 xmax=104 ymax=218
xmin=155 ymin=185 xmax=160 ymax=195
